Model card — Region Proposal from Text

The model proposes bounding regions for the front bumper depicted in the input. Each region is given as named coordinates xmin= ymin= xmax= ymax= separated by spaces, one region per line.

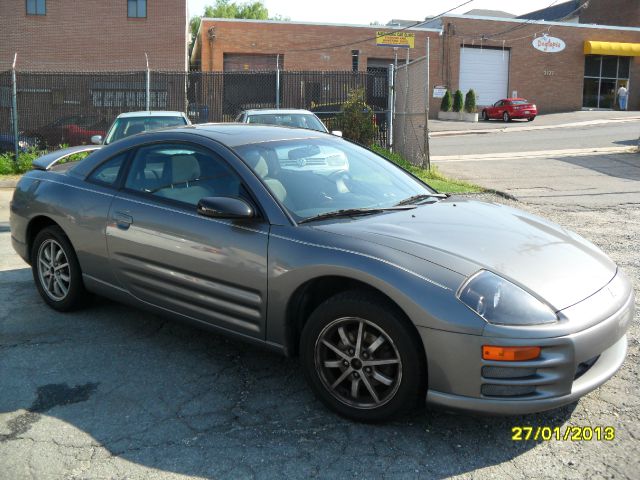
xmin=420 ymin=273 xmax=634 ymax=415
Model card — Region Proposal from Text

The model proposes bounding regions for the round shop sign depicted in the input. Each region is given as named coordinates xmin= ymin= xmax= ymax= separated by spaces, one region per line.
xmin=532 ymin=35 xmax=566 ymax=53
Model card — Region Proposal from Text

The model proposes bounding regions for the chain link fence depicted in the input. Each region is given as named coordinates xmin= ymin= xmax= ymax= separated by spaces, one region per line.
xmin=1 ymin=69 xmax=390 ymax=152
xmin=393 ymin=57 xmax=428 ymax=166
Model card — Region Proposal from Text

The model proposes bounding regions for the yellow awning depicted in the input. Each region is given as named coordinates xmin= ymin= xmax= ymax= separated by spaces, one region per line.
xmin=584 ymin=41 xmax=640 ymax=56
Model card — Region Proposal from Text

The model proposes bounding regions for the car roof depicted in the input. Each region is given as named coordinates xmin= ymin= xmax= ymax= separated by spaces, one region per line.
xmin=503 ymin=98 xmax=529 ymax=102
xmin=243 ymin=109 xmax=316 ymax=115
xmin=115 ymin=111 xmax=187 ymax=119
xmin=161 ymin=123 xmax=329 ymax=147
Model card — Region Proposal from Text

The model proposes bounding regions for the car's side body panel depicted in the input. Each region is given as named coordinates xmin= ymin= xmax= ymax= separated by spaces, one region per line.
xmin=10 ymin=171 xmax=118 ymax=286
xmin=106 ymin=192 xmax=269 ymax=338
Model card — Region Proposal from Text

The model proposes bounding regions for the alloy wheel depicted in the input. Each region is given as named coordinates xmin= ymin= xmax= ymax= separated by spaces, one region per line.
xmin=314 ymin=317 xmax=402 ymax=409
xmin=37 ymin=239 xmax=71 ymax=301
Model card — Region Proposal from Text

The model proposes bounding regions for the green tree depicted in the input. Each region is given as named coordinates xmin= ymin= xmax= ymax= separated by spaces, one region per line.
xmin=440 ymin=90 xmax=452 ymax=112
xmin=452 ymin=90 xmax=464 ymax=113
xmin=190 ymin=1 xmax=287 ymax=47
xmin=339 ymin=88 xmax=376 ymax=146
xmin=464 ymin=89 xmax=477 ymax=113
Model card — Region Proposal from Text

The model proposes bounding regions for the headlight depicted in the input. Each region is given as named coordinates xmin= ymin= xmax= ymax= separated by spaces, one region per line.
xmin=457 ymin=270 xmax=557 ymax=326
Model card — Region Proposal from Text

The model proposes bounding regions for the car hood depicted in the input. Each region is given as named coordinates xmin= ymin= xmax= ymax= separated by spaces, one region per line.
xmin=314 ymin=198 xmax=616 ymax=311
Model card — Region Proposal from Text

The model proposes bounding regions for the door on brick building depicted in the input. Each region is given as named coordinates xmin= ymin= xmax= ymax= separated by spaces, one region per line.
xmin=583 ymin=55 xmax=630 ymax=109
xmin=459 ymin=46 xmax=510 ymax=107
xmin=222 ymin=54 xmax=280 ymax=119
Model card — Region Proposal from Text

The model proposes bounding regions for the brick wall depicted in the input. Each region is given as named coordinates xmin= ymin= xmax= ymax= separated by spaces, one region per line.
xmin=580 ymin=0 xmax=640 ymax=28
xmin=440 ymin=17 xmax=640 ymax=113
xmin=197 ymin=19 xmax=437 ymax=72
xmin=0 ymin=0 xmax=188 ymax=71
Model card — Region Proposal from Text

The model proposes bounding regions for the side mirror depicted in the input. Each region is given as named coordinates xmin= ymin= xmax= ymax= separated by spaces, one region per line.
xmin=91 ymin=135 xmax=103 ymax=145
xmin=197 ymin=196 xmax=254 ymax=219
xmin=331 ymin=130 xmax=343 ymax=137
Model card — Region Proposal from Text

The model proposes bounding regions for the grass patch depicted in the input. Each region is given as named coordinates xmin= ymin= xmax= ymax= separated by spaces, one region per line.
xmin=371 ymin=145 xmax=484 ymax=194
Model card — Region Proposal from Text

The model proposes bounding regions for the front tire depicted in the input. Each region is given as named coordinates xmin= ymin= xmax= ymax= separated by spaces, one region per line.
xmin=482 ymin=110 xmax=489 ymax=121
xmin=31 ymin=226 xmax=86 ymax=311
xmin=503 ymin=112 xmax=511 ymax=122
xmin=300 ymin=291 xmax=425 ymax=421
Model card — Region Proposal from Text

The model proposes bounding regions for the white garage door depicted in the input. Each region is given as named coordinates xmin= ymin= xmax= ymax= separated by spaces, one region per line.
xmin=459 ymin=47 xmax=509 ymax=106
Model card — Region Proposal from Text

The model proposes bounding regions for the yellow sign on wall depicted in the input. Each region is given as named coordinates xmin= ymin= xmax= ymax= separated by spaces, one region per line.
xmin=376 ymin=31 xmax=415 ymax=49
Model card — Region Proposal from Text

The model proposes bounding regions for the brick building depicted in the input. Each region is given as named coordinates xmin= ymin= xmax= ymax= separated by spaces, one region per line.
xmin=190 ymin=19 xmax=438 ymax=72
xmin=0 ymin=0 xmax=188 ymax=71
xmin=192 ymin=14 xmax=640 ymax=114
xmin=437 ymin=14 xmax=640 ymax=113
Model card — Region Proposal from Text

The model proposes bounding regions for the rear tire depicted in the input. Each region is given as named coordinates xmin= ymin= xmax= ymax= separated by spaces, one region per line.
xmin=31 ymin=226 xmax=86 ymax=311
xmin=482 ymin=110 xmax=489 ymax=121
xmin=503 ymin=112 xmax=511 ymax=122
xmin=300 ymin=290 xmax=426 ymax=422
xmin=528 ymin=116 xmax=535 ymax=122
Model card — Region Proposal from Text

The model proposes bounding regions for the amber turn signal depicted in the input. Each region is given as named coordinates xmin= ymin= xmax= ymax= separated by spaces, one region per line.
xmin=482 ymin=345 xmax=541 ymax=361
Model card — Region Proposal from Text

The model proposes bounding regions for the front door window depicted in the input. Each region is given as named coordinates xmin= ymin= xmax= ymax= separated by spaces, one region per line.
xmin=583 ymin=55 xmax=630 ymax=109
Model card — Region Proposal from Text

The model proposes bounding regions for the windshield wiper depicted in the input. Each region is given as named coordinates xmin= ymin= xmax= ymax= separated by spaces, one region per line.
xmin=394 ymin=193 xmax=448 ymax=206
xmin=298 ymin=206 xmax=416 ymax=224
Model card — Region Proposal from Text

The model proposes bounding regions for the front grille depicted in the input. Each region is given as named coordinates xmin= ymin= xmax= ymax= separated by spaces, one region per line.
xmin=482 ymin=366 xmax=536 ymax=379
xmin=481 ymin=384 xmax=536 ymax=397
xmin=574 ymin=355 xmax=600 ymax=380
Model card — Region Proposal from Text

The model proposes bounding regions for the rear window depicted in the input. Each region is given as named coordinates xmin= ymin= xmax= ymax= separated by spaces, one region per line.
xmin=105 ymin=116 xmax=188 ymax=144
xmin=510 ymin=100 xmax=530 ymax=105
xmin=246 ymin=113 xmax=327 ymax=132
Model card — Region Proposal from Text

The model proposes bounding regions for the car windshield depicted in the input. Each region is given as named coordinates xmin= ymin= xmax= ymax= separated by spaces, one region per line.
xmin=246 ymin=113 xmax=327 ymax=132
xmin=105 ymin=116 xmax=187 ymax=144
xmin=234 ymin=138 xmax=437 ymax=222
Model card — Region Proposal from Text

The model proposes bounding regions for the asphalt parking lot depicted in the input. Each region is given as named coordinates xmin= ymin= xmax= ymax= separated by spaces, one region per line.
xmin=0 ymin=189 xmax=638 ymax=479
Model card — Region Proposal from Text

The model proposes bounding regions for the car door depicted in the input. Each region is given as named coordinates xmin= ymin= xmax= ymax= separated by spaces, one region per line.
xmin=491 ymin=100 xmax=503 ymax=118
xmin=106 ymin=141 xmax=269 ymax=339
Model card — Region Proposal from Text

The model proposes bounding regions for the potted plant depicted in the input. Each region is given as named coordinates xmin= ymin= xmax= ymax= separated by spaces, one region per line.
xmin=463 ymin=89 xmax=479 ymax=122
xmin=437 ymin=90 xmax=459 ymax=121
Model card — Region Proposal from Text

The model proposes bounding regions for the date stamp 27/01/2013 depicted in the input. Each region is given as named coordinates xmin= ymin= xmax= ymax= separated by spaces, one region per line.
xmin=512 ymin=426 xmax=615 ymax=442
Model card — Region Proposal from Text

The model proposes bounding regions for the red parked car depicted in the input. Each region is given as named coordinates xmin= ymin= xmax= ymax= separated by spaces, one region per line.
xmin=481 ymin=98 xmax=537 ymax=122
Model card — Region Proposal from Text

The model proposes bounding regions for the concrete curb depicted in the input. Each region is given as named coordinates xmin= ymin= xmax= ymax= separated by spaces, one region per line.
xmin=433 ymin=146 xmax=637 ymax=162
xmin=430 ymin=116 xmax=640 ymax=137
xmin=0 ymin=180 xmax=18 ymax=188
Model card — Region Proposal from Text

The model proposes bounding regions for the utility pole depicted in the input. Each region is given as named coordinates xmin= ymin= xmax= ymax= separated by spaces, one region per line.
xmin=11 ymin=53 xmax=19 ymax=164
xmin=145 ymin=53 xmax=150 ymax=111
xmin=387 ymin=63 xmax=394 ymax=151
xmin=423 ymin=37 xmax=431 ymax=170
xmin=276 ymin=54 xmax=280 ymax=109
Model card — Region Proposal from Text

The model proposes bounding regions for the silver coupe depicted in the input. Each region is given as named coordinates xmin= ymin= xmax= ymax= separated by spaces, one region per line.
xmin=10 ymin=124 xmax=634 ymax=421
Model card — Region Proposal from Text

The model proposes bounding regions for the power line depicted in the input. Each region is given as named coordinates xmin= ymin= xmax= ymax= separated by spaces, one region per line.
xmin=457 ymin=0 xmax=588 ymax=43
xmin=284 ymin=0 xmax=475 ymax=53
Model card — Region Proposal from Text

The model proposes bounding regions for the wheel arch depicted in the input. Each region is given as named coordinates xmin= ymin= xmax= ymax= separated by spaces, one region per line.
xmin=26 ymin=216 xmax=63 ymax=259
xmin=284 ymin=275 xmax=427 ymax=363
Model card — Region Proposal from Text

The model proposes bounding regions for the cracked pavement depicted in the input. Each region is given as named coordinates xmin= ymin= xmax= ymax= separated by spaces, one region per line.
xmin=0 ymin=190 xmax=638 ymax=479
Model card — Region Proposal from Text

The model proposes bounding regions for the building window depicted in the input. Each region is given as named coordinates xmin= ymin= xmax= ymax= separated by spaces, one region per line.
xmin=128 ymin=0 xmax=147 ymax=18
xmin=26 ymin=0 xmax=46 ymax=15
xmin=351 ymin=50 xmax=359 ymax=72
xmin=583 ymin=55 xmax=630 ymax=109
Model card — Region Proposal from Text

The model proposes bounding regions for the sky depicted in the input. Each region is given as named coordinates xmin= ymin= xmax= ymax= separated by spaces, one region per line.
xmin=187 ymin=0 xmax=564 ymax=24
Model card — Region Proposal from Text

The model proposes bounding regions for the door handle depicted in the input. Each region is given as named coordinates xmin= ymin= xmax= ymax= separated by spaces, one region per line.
xmin=114 ymin=211 xmax=133 ymax=230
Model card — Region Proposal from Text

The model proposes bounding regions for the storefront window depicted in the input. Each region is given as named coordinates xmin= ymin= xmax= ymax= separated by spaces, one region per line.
xmin=583 ymin=55 xmax=630 ymax=109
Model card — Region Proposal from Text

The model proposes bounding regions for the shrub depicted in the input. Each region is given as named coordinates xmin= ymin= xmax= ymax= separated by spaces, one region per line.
xmin=464 ymin=89 xmax=477 ymax=113
xmin=0 ymin=146 xmax=50 ymax=175
xmin=440 ymin=90 xmax=452 ymax=112
xmin=452 ymin=90 xmax=464 ymax=112
xmin=339 ymin=88 xmax=376 ymax=146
